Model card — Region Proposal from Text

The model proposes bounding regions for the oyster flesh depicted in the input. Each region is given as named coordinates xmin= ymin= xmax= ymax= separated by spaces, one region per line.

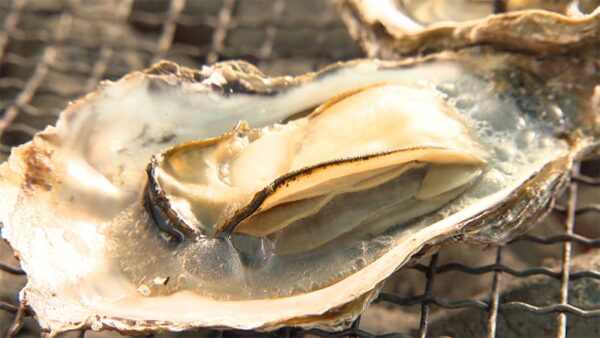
xmin=0 ymin=48 xmax=598 ymax=334
xmin=336 ymin=0 xmax=600 ymax=58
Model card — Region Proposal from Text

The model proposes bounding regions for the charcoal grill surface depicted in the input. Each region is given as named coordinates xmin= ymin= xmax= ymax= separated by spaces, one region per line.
xmin=0 ymin=1 xmax=599 ymax=337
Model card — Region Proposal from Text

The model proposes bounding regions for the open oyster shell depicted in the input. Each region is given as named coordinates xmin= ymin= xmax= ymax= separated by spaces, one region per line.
xmin=336 ymin=0 xmax=600 ymax=58
xmin=0 ymin=48 xmax=598 ymax=334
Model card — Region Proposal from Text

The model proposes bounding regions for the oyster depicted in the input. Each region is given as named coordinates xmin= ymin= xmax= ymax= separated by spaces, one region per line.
xmin=336 ymin=0 xmax=600 ymax=58
xmin=0 ymin=48 xmax=598 ymax=334
xmin=146 ymin=85 xmax=487 ymax=253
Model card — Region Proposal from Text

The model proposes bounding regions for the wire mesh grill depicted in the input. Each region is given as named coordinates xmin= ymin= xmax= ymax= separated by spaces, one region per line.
xmin=0 ymin=0 xmax=598 ymax=337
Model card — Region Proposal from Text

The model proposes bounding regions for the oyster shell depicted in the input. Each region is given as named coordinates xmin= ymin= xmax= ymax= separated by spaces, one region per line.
xmin=0 ymin=48 xmax=598 ymax=334
xmin=336 ymin=0 xmax=600 ymax=58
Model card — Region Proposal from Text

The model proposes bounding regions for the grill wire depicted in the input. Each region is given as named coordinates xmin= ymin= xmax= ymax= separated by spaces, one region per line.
xmin=0 ymin=0 xmax=598 ymax=337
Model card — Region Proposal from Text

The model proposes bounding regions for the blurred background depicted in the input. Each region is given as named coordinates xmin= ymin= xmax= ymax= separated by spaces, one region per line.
xmin=0 ymin=0 xmax=598 ymax=337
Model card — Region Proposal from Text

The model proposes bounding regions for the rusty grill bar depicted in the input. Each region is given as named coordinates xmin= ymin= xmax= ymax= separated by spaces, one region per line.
xmin=0 ymin=1 xmax=599 ymax=337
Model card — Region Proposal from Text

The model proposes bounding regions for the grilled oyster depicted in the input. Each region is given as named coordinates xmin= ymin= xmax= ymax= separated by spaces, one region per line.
xmin=336 ymin=0 xmax=600 ymax=58
xmin=0 ymin=48 xmax=598 ymax=334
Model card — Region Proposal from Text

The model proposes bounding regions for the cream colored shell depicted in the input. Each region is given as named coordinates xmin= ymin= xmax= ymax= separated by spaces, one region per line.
xmin=336 ymin=0 xmax=600 ymax=58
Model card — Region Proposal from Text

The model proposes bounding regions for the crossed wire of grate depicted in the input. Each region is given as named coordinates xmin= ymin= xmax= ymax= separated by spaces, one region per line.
xmin=0 ymin=0 xmax=599 ymax=337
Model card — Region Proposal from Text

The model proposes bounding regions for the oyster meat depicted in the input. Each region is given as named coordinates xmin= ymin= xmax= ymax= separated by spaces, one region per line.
xmin=0 ymin=47 xmax=598 ymax=334
xmin=336 ymin=0 xmax=600 ymax=58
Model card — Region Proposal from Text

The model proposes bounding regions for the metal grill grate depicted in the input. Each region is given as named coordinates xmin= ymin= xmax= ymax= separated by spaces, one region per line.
xmin=0 ymin=1 xmax=598 ymax=337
